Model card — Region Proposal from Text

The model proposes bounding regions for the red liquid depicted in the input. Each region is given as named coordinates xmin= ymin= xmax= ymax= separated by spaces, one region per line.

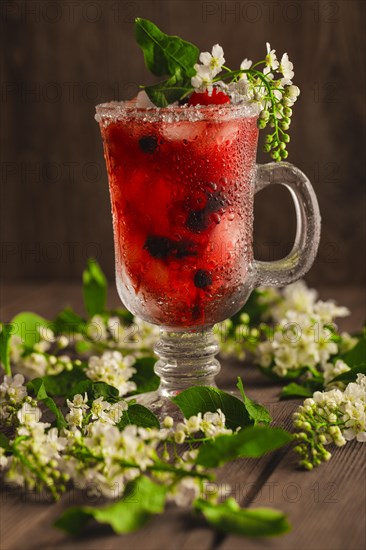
xmin=98 ymin=105 xmax=259 ymax=329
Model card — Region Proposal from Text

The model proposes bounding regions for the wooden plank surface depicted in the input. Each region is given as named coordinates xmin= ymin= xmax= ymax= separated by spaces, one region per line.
xmin=0 ymin=284 xmax=365 ymax=550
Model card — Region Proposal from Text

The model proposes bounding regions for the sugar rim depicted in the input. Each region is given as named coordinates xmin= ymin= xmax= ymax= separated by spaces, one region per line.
xmin=95 ymin=99 xmax=260 ymax=125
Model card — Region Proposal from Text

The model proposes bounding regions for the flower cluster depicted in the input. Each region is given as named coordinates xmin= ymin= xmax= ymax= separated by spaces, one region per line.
xmin=253 ymin=281 xmax=353 ymax=382
xmin=86 ymin=351 xmax=137 ymax=396
xmin=7 ymin=314 xmax=159 ymax=385
xmin=293 ymin=374 xmax=366 ymax=469
xmin=191 ymin=42 xmax=300 ymax=160
xmin=163 ymin=408 xmax=233 ymax=443
xmin=0 ymin=374 xmax=36 ymax=425
xmin=0 ymin=374 xmax=233 ymax=505
xmin=9 ymin=328 xmax=72 ymax=380
xmin=65 ymin=393 xmax=128 ymax=429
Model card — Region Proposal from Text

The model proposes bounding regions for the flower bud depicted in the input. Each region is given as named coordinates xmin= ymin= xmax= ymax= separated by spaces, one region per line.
xmin=283 ymin=107 xmax=292 ymax=117
xmin=301 ymin=460 xmax=313 ymax=470
xmin=174 ymin=430 xmax=186 ymax=444
xmin=163 ymin=416 xmax=174 ymax=428
xmin=260 ymin=109 xmax=270 ymax=122
xmin=265 ymin=134 xmax=273 ymax=144
xmin=280 ymin=149 xmax=288 ymax=159
xmin=258 ymin=119 xmax=267 ymax=129
xmin=283 ymin=134 xmax=290 ymax=143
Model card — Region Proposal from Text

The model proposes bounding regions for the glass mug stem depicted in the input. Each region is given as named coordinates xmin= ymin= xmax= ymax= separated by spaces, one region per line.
xmin=154 ymin=328 xmax=220 ymax=398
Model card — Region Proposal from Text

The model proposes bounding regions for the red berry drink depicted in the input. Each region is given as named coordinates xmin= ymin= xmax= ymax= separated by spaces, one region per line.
xmin=96 ymin=100 xmax=259 ymax=329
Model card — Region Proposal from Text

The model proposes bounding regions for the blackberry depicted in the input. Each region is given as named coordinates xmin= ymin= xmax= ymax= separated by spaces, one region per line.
xmin=144 ymin=236 xmax=172 ymax=259
xmin=185 ymin=209 xmax=208 ymax=233
xmin=144 ymin=236 xmax=197 ymax=260
xmin=139 ymin=135 xmax=158 ymax=154
xmin=185 ymin=190 xmax=227 ymax=233
xmin=194 ymin=269 xmax=212 ymax=289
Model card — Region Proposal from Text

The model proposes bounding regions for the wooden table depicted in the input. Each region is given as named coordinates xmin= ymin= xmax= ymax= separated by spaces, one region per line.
xmin=1 ymin=283 xmax=365 ymax=550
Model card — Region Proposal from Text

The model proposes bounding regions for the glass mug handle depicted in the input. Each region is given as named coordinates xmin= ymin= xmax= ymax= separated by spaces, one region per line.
xmin=253 ymin=162 xmax=321 ymax=286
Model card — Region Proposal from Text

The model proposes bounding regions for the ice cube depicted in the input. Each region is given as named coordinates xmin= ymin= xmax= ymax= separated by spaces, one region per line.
xmin=136 ymin=90 xmax=155 ymax=108
xmin=162 ymin=121 xmax=206 ymax=142
xmin=214 ymin=122 xmax=239 ymax=145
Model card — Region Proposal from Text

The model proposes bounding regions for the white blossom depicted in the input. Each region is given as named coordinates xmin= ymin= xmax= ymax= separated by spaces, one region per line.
xmin=284 ymin=84 xmax=300 ymax=106
xmin=9 ymin=335 xmax=23 ymax=363
xmin=19 ymin=352 xmax=49 ymax=378
xmin=168 ymin=476 xmax=201 ymax=507
xmin=66 ymin=406 xmax=84 ymax=429
xmin=67 ymin=393 xmax=89 ymax=411
xmin=264 ymin=42 xmax=279 ymax=74
xmin=17 ymin=402 xmax=42 ymax=426
xmin=199 ymin=44 xmax=225 ymax=77
xmin=191 ymin=64 xmax=213 ymax=91
xmin=201 ymin=409 xmax=232 ymax=437
xmin=279 ymin=53 xmax=294 ymax=85
xmin=86 ymin=315 xmax=108 ymax=342
xmin=0 ymin=374 xmax=27 ymax=404
xmin=240 ymin=58 xmax=252 ymax=72
xmin=323 ymin=359 xmax=351 ymax=387
xmin=314 ymin=301 xmax=349 ymax=323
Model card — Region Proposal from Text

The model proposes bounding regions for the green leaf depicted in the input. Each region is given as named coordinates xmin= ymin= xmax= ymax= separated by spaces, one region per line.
xmin=82 ymin=258 xmax=107 ymax=318
xmin=68 ymin=380 xmax=120 ymax=404
xmin=74 ymin=340 xmax=94 ymax=354
xmin=53 ymin=307 xmax=86 ymax=336
xmin=35 ymin=365 xmax=87 ymax=397
xmin=27 ymin=378 xmax=67 ymax=429
xmin=196 ymin=426 xmax=293 ymax=468
xmin=117 ymin=404 xmax=160 ymax=430
xmin=172 ymin=386 xmax=252 ymax=431
xmin=10 ymin=312 xmax=50 ymax=349
xmin=135 ymin=18 xmax=198 ymax=78
xmin=341 ymin=338 xmax=366 ymax=368
xmin=332 ymin=362 xmax=366 ymax=384
xmin=145 ymin=76 xmax=192 ymax=107
xmin=280 ymin=383 xmax=314 ymax=399
xmin=237 ymin=378 xmax=271 ymax=425
xmin=131 ymin=357 xmax=160 ymax=394
xmin=0 ymin=323 xmax=13 ymax=375
xmin=0 ymin=433 xmax=12 ymax=452
xmin=55 ymin=476 xmax=167 ymax=535
xmin=196 ymin=498 xmax=291 ymax=537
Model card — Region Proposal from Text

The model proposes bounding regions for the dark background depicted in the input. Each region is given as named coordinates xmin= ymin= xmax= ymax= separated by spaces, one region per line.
xmin=0 ymin=0 xmax=365 ymax=287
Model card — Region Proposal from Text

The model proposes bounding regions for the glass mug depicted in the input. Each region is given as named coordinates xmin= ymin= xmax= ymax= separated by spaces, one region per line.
xmin=96 ymin=101 xmax=321 ymax=414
